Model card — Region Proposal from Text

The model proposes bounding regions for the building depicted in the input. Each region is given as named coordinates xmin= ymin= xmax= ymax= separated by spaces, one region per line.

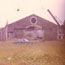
xmin=0 ymin=14 xmax=64 ymax=41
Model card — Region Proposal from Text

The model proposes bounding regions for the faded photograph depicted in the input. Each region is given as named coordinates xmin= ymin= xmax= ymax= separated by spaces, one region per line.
xmin=0 ymin=0 xmax=65 ymax=65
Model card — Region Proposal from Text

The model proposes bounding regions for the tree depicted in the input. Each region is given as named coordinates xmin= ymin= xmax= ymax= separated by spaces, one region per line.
xmin=62 ymin=20 xmax=65 ymax=39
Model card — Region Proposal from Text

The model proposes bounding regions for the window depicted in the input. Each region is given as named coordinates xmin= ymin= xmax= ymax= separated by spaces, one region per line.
xmin=31 ymin=18 xmax=36 ymax=23
xmin=30 ymin=17 xmax=37 ymax=24
xmin=57 ymin=29 xmax=64 ymax=39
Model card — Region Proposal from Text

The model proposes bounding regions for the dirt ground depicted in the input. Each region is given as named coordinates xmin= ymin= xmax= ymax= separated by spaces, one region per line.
xmin=0 ymin=40 xmax=65 ymax=65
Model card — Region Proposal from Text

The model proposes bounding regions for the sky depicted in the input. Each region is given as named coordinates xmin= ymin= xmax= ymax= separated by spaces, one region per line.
xmin=0 ymin=0 xmax=65 ymax=28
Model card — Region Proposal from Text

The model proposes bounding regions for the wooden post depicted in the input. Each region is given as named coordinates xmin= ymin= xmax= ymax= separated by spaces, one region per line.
xmin=5 ymin=21 xmax=8 ymax=41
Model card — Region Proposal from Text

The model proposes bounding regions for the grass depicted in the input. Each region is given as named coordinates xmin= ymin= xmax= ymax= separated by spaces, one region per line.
xmin=0 ymin=40 xmax=65 ymax=65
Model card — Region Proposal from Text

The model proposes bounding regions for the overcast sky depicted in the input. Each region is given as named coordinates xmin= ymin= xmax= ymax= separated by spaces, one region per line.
xmin=0 ymin=0 xmax=65 ymax=28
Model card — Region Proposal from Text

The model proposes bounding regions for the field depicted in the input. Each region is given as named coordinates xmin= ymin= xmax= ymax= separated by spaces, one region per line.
xmin=0 ymin=40 xmax=65 ymax=65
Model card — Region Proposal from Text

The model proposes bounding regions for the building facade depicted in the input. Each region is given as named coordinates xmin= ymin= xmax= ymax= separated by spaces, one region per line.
xmin=0 ymin=14 xmax=64 ymax=41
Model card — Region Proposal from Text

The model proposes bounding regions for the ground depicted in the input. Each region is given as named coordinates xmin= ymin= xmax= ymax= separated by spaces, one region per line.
xmin=0 ymin=40 xmax=65 ymax=65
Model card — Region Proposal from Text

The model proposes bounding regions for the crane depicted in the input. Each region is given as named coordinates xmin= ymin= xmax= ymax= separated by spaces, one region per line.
xmin=47 ymin=9 xmax=64 ymax=39
xmin=47 ymin=9 xmax=60 ymax=27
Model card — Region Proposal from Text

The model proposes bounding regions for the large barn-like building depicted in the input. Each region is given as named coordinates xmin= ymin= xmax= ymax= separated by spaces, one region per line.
xmin=0 ymin=14 xmax=64 ymax=41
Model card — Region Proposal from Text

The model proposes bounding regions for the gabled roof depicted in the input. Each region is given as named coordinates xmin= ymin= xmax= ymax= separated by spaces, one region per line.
xmin=8 ymin=14 xmax=58 ymax=32
xmin=9 ymin=14 xmax=57 ymax=26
